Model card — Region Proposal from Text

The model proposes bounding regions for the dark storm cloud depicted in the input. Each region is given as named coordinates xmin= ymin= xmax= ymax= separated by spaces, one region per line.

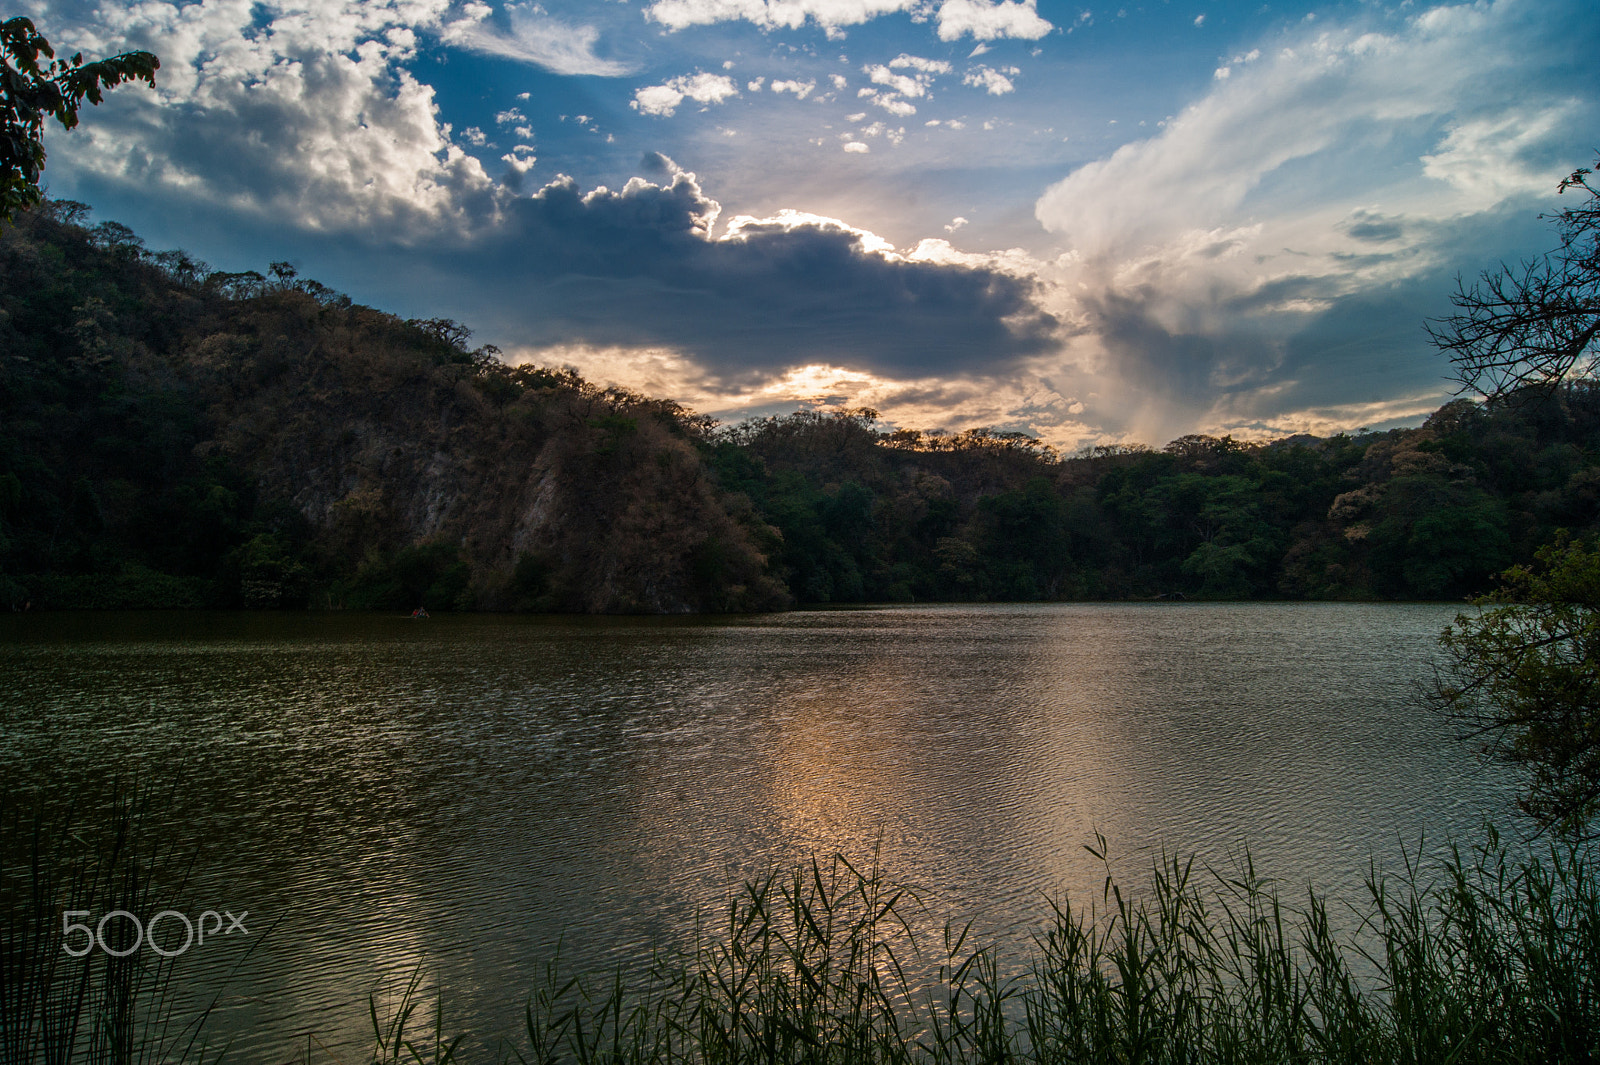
xmin=1343 ymin=210 xmax=1407 ymax=244
xmin=1081 ymin=288 xmax=1286 ymax=433
xmin=1064 ymin=198 xmax=1570 ymax=440
xmin=1222 ymin=275 xmax=1332 ymax=315
xmin=448 ymin=167 xmax=1058 ymax=378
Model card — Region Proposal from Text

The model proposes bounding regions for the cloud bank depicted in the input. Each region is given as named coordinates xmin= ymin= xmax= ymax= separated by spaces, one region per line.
xmin=451 ymin=159 xmax=1058 ymax=379
xmin=53 ymin=0 xmax=496 ymax=233
xmin=1030 ymin=0 xmax=1598 ymax=441
xmin=34 ymin=0 xmax=1599 ymax=448
xmin=38 ymin=0 xmax=1057 ymax=395
xmin=643 ymin=0 xmax=1052 ymax=40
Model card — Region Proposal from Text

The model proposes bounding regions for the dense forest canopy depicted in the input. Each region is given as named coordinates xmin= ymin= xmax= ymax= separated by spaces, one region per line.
xmin=4 ymin=200 xmax=1600 ymax=613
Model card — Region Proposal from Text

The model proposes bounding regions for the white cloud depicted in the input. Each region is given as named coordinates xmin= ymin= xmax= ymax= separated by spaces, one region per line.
xmin=855 ymin=59 xmax=945 ymax=115
xmin=1420 ymin=110 xmax=1573 ymax=202
xmin=843 ymin=141 xmax=871 ymax=152
xmin=682 ymin=74 xmax=742 ymax=103
xmin=771 ymin=78 xmax=817 ymax=98
xmin=441 ymin=7 xmax=634 ymax=76
xmin=945 ymin=216 xmax=969 ymax=231
xmin=632 ymin=73 xmax=741 ymax=117
xmin=748 ymin=76 xmax=766 ymax=91
xmin=722 ymin=209 xmax=897 ymax=255
xmin=53 ymin=0 xmax=496 ymax=234
xmin=889 ymin=54 xmax=953 ymax=74
xmin=1029 ymin=0 xmax=1594 ymax=441
xmin=1037 ymin=3 xmax=1578 ymax=258
xmin=864 ymin=63 xmax=935 ymax=98
xmin=645 ymin=0 xmax=914 ymax=33
xmin=463 ymin=126 xmax=488 ymax=146
xmin=642 ymin=0 xmax=1049 ymax=40
xmin=935 ymin=0 xmax=1052 ymax=41
xmin=632 ymin=84 xmax=686 ymax=117
xmin=858 ymin=89 xmax=919 ymax=116
xmin=501 ymin=145 xmax=537 ymax=174
xmin=831 ymin=74 xmax=850 ymax=90
xmin=963 ymin=65 xmax=1018 ymax=94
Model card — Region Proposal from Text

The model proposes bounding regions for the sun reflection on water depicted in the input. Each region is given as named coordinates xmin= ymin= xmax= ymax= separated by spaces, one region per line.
xmin=0 ymin=604 xmax=1517 ymax=1060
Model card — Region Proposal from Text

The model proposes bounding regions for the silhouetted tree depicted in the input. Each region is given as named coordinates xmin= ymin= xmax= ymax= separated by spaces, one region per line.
xmin=1 ymin=17 xmax=158 ymax=219
xmin=1431 ymin=163 xmax=1600 ymax=401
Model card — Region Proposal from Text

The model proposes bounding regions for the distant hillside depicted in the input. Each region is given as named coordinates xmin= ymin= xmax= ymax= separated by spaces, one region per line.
xmin=0 ymin=201 xmax=784 ymax=613
xmin=720 ymin=400 xmax=1599 ymax=604
xmin=5 ymin=201 xmax=1600 ymax=612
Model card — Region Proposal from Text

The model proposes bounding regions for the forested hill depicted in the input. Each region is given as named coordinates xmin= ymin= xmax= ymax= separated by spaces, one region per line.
xmin=4 ymin=202 xmax=1599 ymax=613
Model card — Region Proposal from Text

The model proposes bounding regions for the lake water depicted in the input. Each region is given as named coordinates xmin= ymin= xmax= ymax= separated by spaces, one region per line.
xmin=0 ymin=603 xmax=1519 ymax=1060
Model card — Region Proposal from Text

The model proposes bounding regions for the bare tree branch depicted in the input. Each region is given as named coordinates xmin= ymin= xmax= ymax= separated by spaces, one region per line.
xmin=1431 ymin=162 xmax=1600 ymax=403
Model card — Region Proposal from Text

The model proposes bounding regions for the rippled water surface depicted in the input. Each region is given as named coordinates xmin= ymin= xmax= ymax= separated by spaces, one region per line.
xmin=0 ymin=604 xmax=1517 ymax=1059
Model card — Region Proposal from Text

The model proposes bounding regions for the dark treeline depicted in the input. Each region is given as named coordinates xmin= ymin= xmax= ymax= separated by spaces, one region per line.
xmin=4 ymin=201 xmax=1598 ymax=613
xmin=714 ymin=395 xmax=1595 ymax=603
xmin=0 ymin=201 xmax=783 ymax=614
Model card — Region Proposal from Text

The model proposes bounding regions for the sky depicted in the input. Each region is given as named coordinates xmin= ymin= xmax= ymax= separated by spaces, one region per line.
xmin=20 ymin=0 xmax=1600 ymax=447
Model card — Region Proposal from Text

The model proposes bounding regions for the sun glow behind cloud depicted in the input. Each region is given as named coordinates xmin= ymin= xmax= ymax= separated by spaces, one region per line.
xmin=507 ymin=342 xmax=1101 ymax=447
xmin=27 ymin=0 xmax=1599 ymax=448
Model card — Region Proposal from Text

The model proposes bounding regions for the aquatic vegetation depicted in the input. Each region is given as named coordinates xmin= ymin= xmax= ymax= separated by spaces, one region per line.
xmin=8 ymin=803 xmax=1598 ymax=1064
xmin=497 ymin=835 xmax=1600 ymax=1065
xmin=0 ymin=787 xmax=232 ymax=1064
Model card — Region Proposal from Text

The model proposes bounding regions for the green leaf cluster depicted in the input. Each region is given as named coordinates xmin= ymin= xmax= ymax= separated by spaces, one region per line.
xmin=1 ymin=17 xmax=158 ymax=219
xmin=1435 ymin=536 xmax=1600 ymax=836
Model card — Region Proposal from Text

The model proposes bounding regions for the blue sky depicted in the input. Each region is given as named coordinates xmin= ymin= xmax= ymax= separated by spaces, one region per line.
xmin=23 ymin=0 xmax=1600 ymax=447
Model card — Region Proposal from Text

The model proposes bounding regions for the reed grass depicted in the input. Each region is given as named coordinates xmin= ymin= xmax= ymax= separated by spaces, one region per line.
xmin=9 ymin=804 xmax=1599 ymax=1064
xmin=0 ymin=786 xmax=226 ymax=1065
xmin=503 ymin=833 xmax=1600 ymax=1065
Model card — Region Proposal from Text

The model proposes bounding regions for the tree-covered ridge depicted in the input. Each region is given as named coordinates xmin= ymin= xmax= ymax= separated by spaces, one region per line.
xmin=714 ymin=395 xmax=1600 ymax=605
xmin=4 ymin=200 xmax=1600 ymax=612
xmin=0 ymin=201 xmax=783 ymax=613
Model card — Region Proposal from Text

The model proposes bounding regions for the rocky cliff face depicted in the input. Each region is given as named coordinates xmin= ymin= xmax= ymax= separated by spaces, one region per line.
xmin=189 ymin=299 xmax=788 ymax=612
